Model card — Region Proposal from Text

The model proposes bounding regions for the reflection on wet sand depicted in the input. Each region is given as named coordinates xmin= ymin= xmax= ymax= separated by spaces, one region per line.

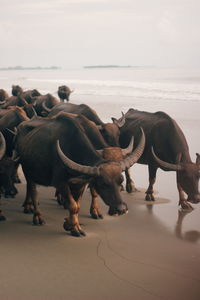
xmin=175 ymin=210 xmax=200 ymax=243
xmin=145 ymin=203 xmax=200 ymax=243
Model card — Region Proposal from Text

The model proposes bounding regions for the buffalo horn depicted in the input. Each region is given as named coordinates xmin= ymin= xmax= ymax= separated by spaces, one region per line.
xmin=56 ymin=140 xmax=99 ymax=176
xmin=121 ymin=136 xmax=134 ymax=156
xmin=42 ymin=100 xmax=51 ymax=112
xmin=112 ymin=112 xmax=125 ymax=128
xmin=120 ymin=127 xmax=145 ymax=171
xmin=0 ymin=132 xmax=6 ymax=160
xmin=151 ymin=147 xmax=182 ymax=171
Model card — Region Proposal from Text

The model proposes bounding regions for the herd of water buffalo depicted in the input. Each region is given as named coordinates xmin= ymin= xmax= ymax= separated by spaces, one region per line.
xmin=0 ymin=85 xmax=199 ymax=236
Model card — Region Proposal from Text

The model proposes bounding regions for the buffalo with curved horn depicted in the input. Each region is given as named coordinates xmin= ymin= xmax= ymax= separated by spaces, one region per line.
xmin=112 ymin=108 xmax=200 ymax=209
xmin=15 ymin=112 xmax=145 ymax=236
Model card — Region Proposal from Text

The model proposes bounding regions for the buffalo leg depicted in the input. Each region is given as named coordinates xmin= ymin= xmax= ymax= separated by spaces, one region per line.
xmin=145 ymin=165 xmax=157 ymax=201
xmin=25 ymin=180 xmax=45 ymax=225
xmin=125 ymin=168 xmax=138 ymax=193
xmin=89 ymin=184 xmax=103 ymax=219
xmin=177 ymin=182 xmax=193 ymax=210
xmin=23 ymin=182 xmax=34 ymax=214
xmin=61 ymin=184 xmax=86 ymax=237
xmin=55 ymin=188 xmax=64 ymax=206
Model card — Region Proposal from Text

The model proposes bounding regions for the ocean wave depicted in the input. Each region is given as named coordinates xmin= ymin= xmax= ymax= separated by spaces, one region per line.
xmin=27 ymin=77 xmax=200 ymax=102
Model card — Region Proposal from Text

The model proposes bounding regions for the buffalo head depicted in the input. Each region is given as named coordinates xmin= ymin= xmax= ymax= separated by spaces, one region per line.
xmin=58 ymin=85 xmax=73 ymax=102
xmin=152 ymin=148 xmax=200 ymax=204
xmin=57 ymin=128 xmax=145 ymax=215
xmin=97 ymin=112 xmax=126 ymax=146
xmin=12 ymin=85 xmax=23 ymax=96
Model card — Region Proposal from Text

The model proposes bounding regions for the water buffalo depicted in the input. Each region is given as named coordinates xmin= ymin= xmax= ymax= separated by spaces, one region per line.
xmin=22 ymin=89 xmax=41 ymax=104
xmin=15 ymin=112 xmax=145 ymax=236
xmin=11 ymin=85 xmax=41 ymax=104
xmin=112 ymin=108 xmax=200 ymax=210
xmin=57 ymin=85 xmax=73 ymax=102
xmin=0 ymin=132 xmax=18 ymax=220
xmin=12 ymin=85 xmax=23 ymax=96
xmin=54 ymin=113 xmax=141 ymax=218
xmin=2 ymin=94 xmax=28 ymax=109
xmin=0 ymin=89 xmax=9 ymax=105
xmin=33 ymin=93 xmax=60 ymax=116
xmin=0 ymin=106 xmax=30 ymax=183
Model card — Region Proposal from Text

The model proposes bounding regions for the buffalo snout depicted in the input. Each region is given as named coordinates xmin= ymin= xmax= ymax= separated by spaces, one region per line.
xmin=108 ymin=201 xmax=128 ymax=216
xmin=187 ymin=194 xmax=200 ymax=204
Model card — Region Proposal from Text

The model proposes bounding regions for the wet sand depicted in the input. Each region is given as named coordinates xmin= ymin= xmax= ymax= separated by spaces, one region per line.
xmin=0 ymin=165 xmax=200 ymax=300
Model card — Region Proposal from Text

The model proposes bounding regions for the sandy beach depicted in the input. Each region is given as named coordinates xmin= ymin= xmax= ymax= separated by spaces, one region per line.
xmin=0 ymin=170 xmax=200 ymax=300
xmin=0 ymin=68 xmax=200 ymax=300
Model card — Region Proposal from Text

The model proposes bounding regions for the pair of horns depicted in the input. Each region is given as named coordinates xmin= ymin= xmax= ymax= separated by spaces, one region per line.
xmin=56 ymin=128 xmax=145 ymax=176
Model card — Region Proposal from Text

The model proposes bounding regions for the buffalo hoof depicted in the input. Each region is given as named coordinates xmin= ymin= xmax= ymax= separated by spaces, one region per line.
xmin=180 ymin=200 xmax=194 ymax=210
xmin=145 ymin=193 xmax=155 ymax=201
xmin=126 ymin=183 xmax=133 ymax=193
xmin=126 ymin=182 xmax=138 ymax=193
xmin=24 ymin=207 xmax=34 ymax=214
xmin=108 ymin=203 xmax=128 ymax=216
xmin=0 ymin=215 xmax=6 ymax=221
xmin=63 ymin=218 xmax=86 ymax=237
xmin=32 ymin=215 xmax=45 ymax=225
xmin=90 ymin=208 xmax=103 ymax=220
xmin=63 ymin=218 xmax=72 ymax=231
xmin=71 ymin=229 xmax=86 ymax=237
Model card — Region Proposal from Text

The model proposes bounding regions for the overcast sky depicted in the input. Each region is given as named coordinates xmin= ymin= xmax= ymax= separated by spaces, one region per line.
xmin=1 ymin=0 xmax=200 ymax=68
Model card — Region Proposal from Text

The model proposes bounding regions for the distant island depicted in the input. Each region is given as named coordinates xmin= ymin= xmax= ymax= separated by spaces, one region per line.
xmin=83 ymin=65 xmax=155 ymax=69
xmin=84 ymin=65 xmax=132 ymax=69
xmin=0 ymin=66 xmax=61 ymax=71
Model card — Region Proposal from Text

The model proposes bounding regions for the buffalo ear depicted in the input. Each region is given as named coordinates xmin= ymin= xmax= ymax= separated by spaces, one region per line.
xmin=111 ymin=117 xmax=117 ymax=123
xmin=196 ymin=153 xmax=200 ymax=165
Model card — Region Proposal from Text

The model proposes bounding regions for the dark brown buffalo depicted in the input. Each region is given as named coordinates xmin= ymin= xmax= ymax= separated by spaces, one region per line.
xmin=46 ymin=103 xmax=124 ymax=146
xmin=0 ymin=106 xmax=30 ymax=183
xmin=32 ymin=93 xmax=60 ymax=116
xmin=0 ymin=132 xmax=18 ymax=220
xmin=113 ymin=108 xmax=200 ymax=209
xmin=0 ymin=105 xmax=36 ymax=121
xmin=16 ymin=113 xmax=139 ymax=218
xmin=0 ymin=89 xmax=9 ymax=104
xmin=2 ymin=94 xmax=28 ymax=109
xmin=57 ymin=85 xmax=73 ymax=102
xmin=15 ymin=112 xmax=145 ymax=236
xmin=0 ymin=106 xmax=29 ymax=132
xmin=54 ymin=113 xmax=140 ymax=218
xmin=11 ymin=85 xmax=23 ymax=96
xmin=22 ymin=89 xmax=41 ymax=104
xmin=11 ymin=85 xmax=41 ymax=104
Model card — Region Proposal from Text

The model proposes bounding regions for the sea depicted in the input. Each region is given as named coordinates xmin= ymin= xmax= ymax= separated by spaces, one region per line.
xmin=0 ymin=66 xmax=200 ymax=235
xmin=0 ymin=66 xmax=200 ymax=121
